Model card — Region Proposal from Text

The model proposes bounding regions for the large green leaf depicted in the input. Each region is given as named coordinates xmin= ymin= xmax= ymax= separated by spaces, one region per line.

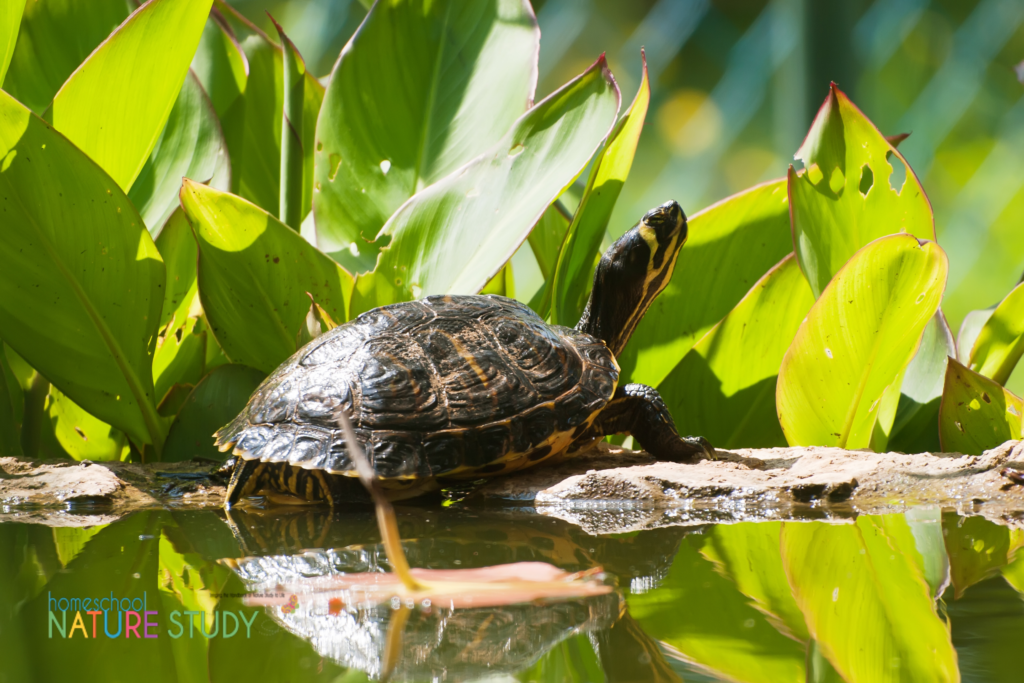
xmin=272 ymin=17 xmax=305 ymax=231
xmin=0 ymin=0 xmax=25 ymax=86
xmin=943 ymin=512 xmax=1012 ymax=599
xmin=48 ymin=0 xmax=214 ymax=192
xmin=46 ymin=386 xmax=129 ymax=461
xmin=777 ymin=235 xmax=947 ymax=449
xmin=222 ymin=32 xmax=323 ymax=222
xmin=163 ymin=364 xmax=266 ymax=462
xmin=155 ymin=208 xmax=199 ymax=334
xmin=2 ymin=0 xmax=129 ymax=114
xmin=0 ymin=90 xmax=165 ymax=450
xmin=180 ymin=180 xmax=353 ymax=374
xmin=313 ymin=0 xmax=541 ymax=270
xmin=550 ymin=53 xmax=649 ymax=326
xmin=957 ymin=306 xmax=995 ymax=364
xmin=128 ymin=71 xmax=231 ymax=235
xmin=0 ymin=349 xmax=21 ymax=455
xmin=617 ymin=180 xmax=793 ymax=390
xmin=938 ymin=358 xmax=1022 ymax=455
xmin=153 ymin=319 xmax=206 ymax=406
xmin=526 ymin=201 xmax=571 ymax=317
xmin=191 ymin=13 xmax=247 ymax=120
xmin=350 ymin=57 xmax=620 ymax=314
xmin=660 ymin=253 xmax=814 ymax=449
xmin=629 ymin=535 xmax=806 ymax=683
xmin=781 ymin=517 xmax=959 ymax=682
xmin=967 ymin=281 xmax=1024 ymax=385
xmin=790 ymin=84 xmax=935 ymax=299
xmin=887 ymin=311 xmax=956 ymax=453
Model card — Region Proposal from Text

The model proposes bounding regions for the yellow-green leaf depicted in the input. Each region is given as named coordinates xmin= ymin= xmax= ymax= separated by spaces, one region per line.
xmin=943 ymin=512 xmax=1012 ymax=599
xmin=777 ymin=234 xmax=947 ymax=449
xmin=790 ymin=84 xmax=935 ymax=299
xmin=939 ymin=358 xmax=1022 ymax=455
xmin=48 ymin=0 xmax=214 ymax=191
xmin=968 ymin=281 xmax=1024 ymax=385
xmin=153 ymin=320 xmax=206 ymax=406
xmin=0 ymin=0 xmax=25 ymax=86
xmin=46 ymin=386 xmax=129 ymax=462
xmin=155 ymin=208 xmax=199 ymax=334
xmin=551 ymin=51 xmax=649 ymax=326
xmin=191 ymin=13 xmax=247 ymax=119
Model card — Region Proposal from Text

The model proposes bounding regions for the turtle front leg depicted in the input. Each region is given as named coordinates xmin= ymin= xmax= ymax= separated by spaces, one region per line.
xmin=592 ymin=384 xmax=715 ymax=462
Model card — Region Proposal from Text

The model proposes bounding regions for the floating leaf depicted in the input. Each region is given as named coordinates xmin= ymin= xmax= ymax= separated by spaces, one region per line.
xmin=777 ymin=234 xmax=947 ymax=449
xmin=939 ymin=358 xmax=1022 ymax=455
xmin=180 ymin=180 xmax=353 ymax=374
xmin=350 ymin=57 xmax=620 ymax=314
xmin=46 ymin=385 xmax=129 ymax=461
xmin=781 ymin=516 xmax=959 ymax=682
xmin=943 ymin=512 xmax=1011 ymax=600
xmin=48 ymin=0 xmax=214 ymax=191
xmin=967 ymin=281 xmax=1024 ymax=385
xmin=163 ymin=364 xmax=266 ymax=462
xmin=551 ymin=51 xmax=649 ymax=326
xmin=155 ymin=208 xmax=199 ymax=334
xmin=888 ymin=311 xmax=956 ymax=453
xmin=0 ymin=91 xmax=165 ymax=450
xmin=660 ymin=253 xmax=813 ymax=449
xmin=191 ymin=12 xmax=248 ymax=119
xmin=0 ymin=0 xmax=25 ymax=86
xmin=618 ymin=179 xmax=792 ymax=390
xmin=3 ymin=0 xmax=128 ymax=114
xmin=313 ymin=0 xmax=541 ymax=270
xmin=790 ymin=84 xmax=935 ymax=298
xmin=128 ymin=71 xmax=231 ymax=234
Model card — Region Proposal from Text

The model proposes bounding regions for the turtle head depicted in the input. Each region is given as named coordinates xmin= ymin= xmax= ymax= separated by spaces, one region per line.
xmin=575 ymin=200 xmax=688 ymax=356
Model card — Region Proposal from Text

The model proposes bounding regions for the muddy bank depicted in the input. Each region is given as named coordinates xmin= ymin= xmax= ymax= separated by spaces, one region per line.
xmin=4 ymin=441 xmax=1024 ymax=532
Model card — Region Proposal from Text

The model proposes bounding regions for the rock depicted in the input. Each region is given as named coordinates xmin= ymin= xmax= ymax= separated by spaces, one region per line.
xmin=473 ymin=441 xmax=1024 ymax=534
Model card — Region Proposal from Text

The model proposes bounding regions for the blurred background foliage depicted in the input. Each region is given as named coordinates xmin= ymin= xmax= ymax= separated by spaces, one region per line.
xmin=230 ymin=0 xmax=1024 ymax=393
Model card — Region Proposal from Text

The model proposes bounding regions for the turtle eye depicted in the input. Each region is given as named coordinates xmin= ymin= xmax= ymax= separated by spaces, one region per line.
xmin=643 ymin=201 xmax=685 ymax=242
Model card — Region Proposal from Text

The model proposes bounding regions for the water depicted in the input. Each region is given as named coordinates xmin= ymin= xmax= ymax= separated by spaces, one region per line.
xmin=2 ymin=505 xmax=1023 ymax=682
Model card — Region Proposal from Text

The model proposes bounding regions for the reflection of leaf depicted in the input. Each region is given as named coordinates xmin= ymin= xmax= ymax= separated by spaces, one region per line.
xmin=781 ymin=516 xmax=959 ymax=682
xmin=903 ymin=506 xmax=950 ymax=598
xmin=618 ymin=179 xmax=792 ymax=390
xmin=516 ymin=633 xmax=606 ymax=683
xmin=629 ymin=535 xmax=806 ymax=683
xmin=661 ymin=254 xmax=814 ymax=449
xmin=943 ymin=513 xmax=1012 ymax=599
xmin=888 ymin=311 xmax=956 ymax=453
xmin=777 ymin=234 xmax=947 ymax=449
xmin=939 ymin=358 xmax=1022 ymax=455
xmin=52 ymin=526 xmax=106 ymax=568
xmin=790 ymin=84 xmax=935 ymax=299
xmin=946 ymin=575 xmax=1024 ymax=683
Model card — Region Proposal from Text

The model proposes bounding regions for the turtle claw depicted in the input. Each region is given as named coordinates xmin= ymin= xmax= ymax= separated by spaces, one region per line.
xmin=683 ymin=435 xmax=717 ymax=461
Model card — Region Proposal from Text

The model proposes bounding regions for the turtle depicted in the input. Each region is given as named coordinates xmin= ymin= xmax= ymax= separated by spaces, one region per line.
xmin=217 ymin=200 xmax=714 ymax=506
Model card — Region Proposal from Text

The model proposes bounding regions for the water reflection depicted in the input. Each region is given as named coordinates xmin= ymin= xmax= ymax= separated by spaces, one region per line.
xmin=1 ymin=507 xmax=1024 ymax=682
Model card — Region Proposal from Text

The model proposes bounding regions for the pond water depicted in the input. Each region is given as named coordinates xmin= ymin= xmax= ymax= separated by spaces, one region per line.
xmin=2 ymin=505 xmax=1023 ymax=682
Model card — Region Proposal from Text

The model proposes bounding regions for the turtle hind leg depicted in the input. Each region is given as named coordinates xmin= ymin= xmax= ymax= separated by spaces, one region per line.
xmin=592 ymin=383 xmax=715 ymax=462
xmin=225 ymin=459 xmax=264 ymax=507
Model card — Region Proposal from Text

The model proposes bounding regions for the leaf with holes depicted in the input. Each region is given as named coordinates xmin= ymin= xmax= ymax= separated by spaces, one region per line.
xmin=660 ymin=253 xmax=814 ymax=449
xmin=777 ymin=234 xmax=947 ymax=449
xmin=350 ymin=56 xmax=619 ymax=314
xmin=313 ymin=0 xmax=540 ymax=271
xmin=180 ymin=180 xmax=353 ymax=374
xmin=0 ymin=91 xmax=165 ymax=451
xmin=48 ymin=0 xmax=214 ymax=191
xmin=790 ymin=84 xmax=935 ymax=299
xmin=939 ymin=358 xmax=1022 ymax=455
xmin=968 ymin=281 xmax=1024 ymax=385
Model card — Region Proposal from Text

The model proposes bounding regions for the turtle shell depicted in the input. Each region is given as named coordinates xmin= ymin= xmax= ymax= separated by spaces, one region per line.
xmin=215 ymin=295 xmax=619 ymax=480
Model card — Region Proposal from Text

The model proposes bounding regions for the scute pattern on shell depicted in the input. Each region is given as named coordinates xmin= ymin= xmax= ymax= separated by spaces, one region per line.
xmin=215 ymin=295 xmax=618 ymax=479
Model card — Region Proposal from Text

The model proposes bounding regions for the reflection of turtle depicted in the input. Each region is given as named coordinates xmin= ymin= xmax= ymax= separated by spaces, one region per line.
xmin=218 ymin=201 xmax=713 ymax=505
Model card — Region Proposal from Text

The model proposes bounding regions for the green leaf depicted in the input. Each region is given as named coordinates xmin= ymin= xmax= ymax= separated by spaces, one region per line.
xmin=46 ymin=385 xmax=129 ymax=461
xmin=629 ymin=535 xmax=807 ymax=683
xmin=943 ymin=512 xmax=1012 ymax=599
xmin=271 ymin=16 xmax=305 ymax=231
xmin=222 ymin=32 xmax=324 ymax=221
xmin=480 ymin=262 xmax=515 ymax=298
xmin=660 ymin=253 xmax=814 ymax=449
xmin=903 ymin=506 xmax=950 ymax=598
xmin=0 ymin=90 xmax=165 ymax=450
xmin=938 ymin=358 xmax=1022 ymax=455
xmin=617 ymin=179 xmax=793 ymax=390
xmin=0 ymin=0 xmax=25 ymax=86
xmin=191 ymin=13 xmax=248 ymax=119
xmin=550 ymin=52 xmax=649 ymax=326
xmin=957 ymin=306 xmax=995 ymax=364
xmin=790 ymin=84 xmax=935 ymax=299
xmin=777 ymin=234 xmax=947 ymax=449
xmin=967 ymin=281 xmax=1024 ymax=385
xmin=155 ymin=208 xmax=200 ymax=334
xmin=153 ymin=320 xmax=206 ymax=406
xmin=350 ymin=57 xmax=620 ymax=314
xmin=781 ymin=516 xmax=959 ymax=683
xmin=888 ymin=311 xmax=956 ymax=453
xmin=313 ymin=0 xmax=541 ymax=270
xmin=163 ymin=364 xmax=266 ymax=462
xmin=128 ymin=71 xmax=231 ymax=234
xmin=2 ymin=0 xmax=129 ymax=114
xmin=0 ymin=349 xmax=21 ymax=455
xmin=180 ymin=180 xmax=353 ymax=374
xmin=526 ymin=201 xmax=571 ymax=317
xmin=48 ymin=0 xmax=214 ymax=191
xmin=52 ymin=525 xmax=105 ymax=567
xmin=700 ymin=522 xmax=811 ymax=642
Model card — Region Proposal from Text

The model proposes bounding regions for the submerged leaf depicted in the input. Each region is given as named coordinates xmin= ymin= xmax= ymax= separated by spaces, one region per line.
xmin=938 ymin=358 xmax=1022 ymax=455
